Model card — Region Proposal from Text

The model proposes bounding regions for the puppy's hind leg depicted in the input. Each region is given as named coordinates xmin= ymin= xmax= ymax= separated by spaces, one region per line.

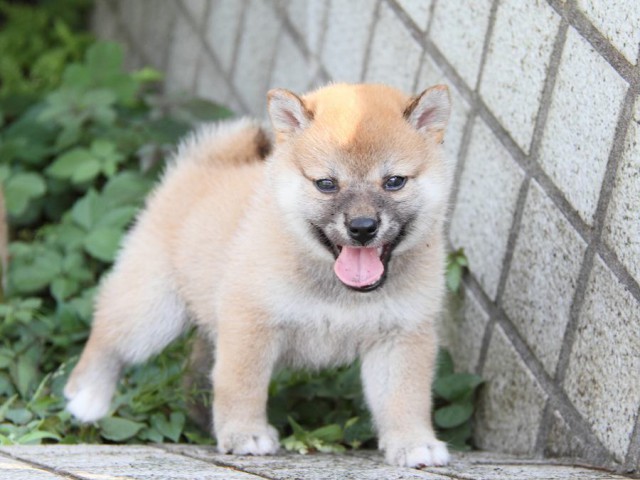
xmin=64 ymin=242 xmax=188 ymax=423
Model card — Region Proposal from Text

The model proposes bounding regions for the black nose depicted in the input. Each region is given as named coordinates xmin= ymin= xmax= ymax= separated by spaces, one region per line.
xmin=348 ymin=217 xmax=378 ymax=245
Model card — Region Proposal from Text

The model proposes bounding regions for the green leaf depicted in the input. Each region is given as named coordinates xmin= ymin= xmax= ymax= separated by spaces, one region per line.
xmin=90 ymin=139 xmax=124 ymax=176
xmin=17 ymin=430 xmax=61 ymax=445
xmin=438 ymin=422 xmax=472 ymax=451
xmin=434 ymin=402 xmax=474 ymax=429
xmin=72 ymin=158 xmax=101 ymax=184
xmin=310 ymin=424 xmax=342 ymax=443
xmin=98 ymin=417 xmax=144 ymax=441
xmin=138 ymin=426 xmax=163 ymax=443
xmin=132 ymin=67 xmax=163 ymax=84
xmin=0 ymin=395 xmax=18 ymax=422
xmin=446 ymin=263 xmax=462 ymax=293
xmin=446 ymin=248 xmax=468 ymax=293
xmin=343 ymin=417 xmax=374 ymax=447
xmin=47 ymin=148 xmax=90 ymax=179
xmin=102 ymin=172 xmax=153 ymax=208
xmin=282 ymin=434 xmax=309 ymax=454
xmin=12 ymin=354 xmax=38 ymax=398
xmin=51 ymin=277 xmax=80 ymax=302
xmin=433 ymin=373 xmax=484 ymax=402
xmin=287 ymin=416 xmax=307 ymax=441
xmin=86 ymin=42 xmax=124 ymax=76
xmin=436 ymin=349 xmax=454 ymax=378
xmin=95 ymin=206 xmax=137 ymax=230
xmin=0 ymin=349 xmax=13 ymax=369
xmin=180 ymin=98 xmax=234 ymax=122
xmin=151 ymin=412 xmax=185 ymax=442
xmin=4 ymin=172 xmax=47 ymax=216
xmin=5 ymin=408 xmax=33 ymax=425
xmin=71 ymin=189 xmax=105 ymax=231
xmin=83 ymin=226 xmax=122 ymax=262
xmin=9 ymin=247 xmax=62 ymax=293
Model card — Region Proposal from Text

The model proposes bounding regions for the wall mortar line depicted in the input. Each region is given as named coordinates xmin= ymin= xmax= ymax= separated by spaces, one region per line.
xmin=494 ymin=177 xmax=530 ymax=305
xmin=188 ymin=1 xmax=213 ymax=95
xmin=360 ymin=0 xmax=383 ymax=82
xmin=383 ymin=0 xmax=427 ymax=93
xmin=546 ymin=0 xmax=640 ymax=90
xmin=229 ymin=0 xmax=249 ymax=82
xmin=626 ymin=404 xmax=640 ymax=470
xmin=158 ymin=1 xmax=179 ymax=76
xmin=597 ymin=242 xmax=640 ymax=300
xmin=176 ymin=0 xmax=250 ymax=113
xmin=445 ymin=109 xmax=478 ymax=231
xmin=474 ymin=0 xmax=500 ymax=92
xmin=387 ymin=2 xmax=603 ymax=253
xmin=275 ymin=1 xmax=333 ymax=85
xmin=265 ymin=24 xmax=286 ymax=93
xmin=464 ymin=274 xmax=616 ymax=467
xmin=104 ymin=0 xmax=153 ymax=70
xmin=425 ymin=0 xmax=438 ymax=35
xmin=316 ymin=0 xmax=331 ymax=62
xmin=526 ymin=18 xmax=571 ymax=454
xmin=554 ymin=86 xmax=637 ymax=385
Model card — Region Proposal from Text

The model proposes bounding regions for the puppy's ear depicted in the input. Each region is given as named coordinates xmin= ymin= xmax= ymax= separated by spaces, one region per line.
xmin=404 ymin=85 xmax=451 ymax=142
xmin=267 ymin=89 xmax=313 ymax=139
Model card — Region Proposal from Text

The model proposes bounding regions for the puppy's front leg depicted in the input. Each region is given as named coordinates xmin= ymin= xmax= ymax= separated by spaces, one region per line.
xmin=213 ymin=308 xmax=279 ymax=456
xmin=361 ymin=324 xmax=450 ymax=468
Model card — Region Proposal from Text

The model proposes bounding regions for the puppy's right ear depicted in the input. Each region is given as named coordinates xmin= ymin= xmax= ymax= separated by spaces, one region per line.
xmin=267 ymin=89 xmax=313 ymax=139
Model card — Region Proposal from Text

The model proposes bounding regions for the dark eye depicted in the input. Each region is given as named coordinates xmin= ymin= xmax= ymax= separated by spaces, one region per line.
xmin=383 ymin=176 xmax=407 ymax=191
xmin=315 ymin=178 xmax=338 ymax=193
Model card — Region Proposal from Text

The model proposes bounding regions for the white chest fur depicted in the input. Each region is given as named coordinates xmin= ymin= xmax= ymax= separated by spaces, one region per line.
xmin=261 ymin=281 xmax=433 ymax=369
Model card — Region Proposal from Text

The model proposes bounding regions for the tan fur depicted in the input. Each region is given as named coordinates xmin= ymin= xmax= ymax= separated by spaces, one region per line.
xmin=65 ymin=84 xmax=453 ymax=468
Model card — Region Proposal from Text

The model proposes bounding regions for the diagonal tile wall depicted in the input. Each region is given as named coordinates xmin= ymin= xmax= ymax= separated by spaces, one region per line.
xmin=92 ymin=0 xmax=640 ymax=473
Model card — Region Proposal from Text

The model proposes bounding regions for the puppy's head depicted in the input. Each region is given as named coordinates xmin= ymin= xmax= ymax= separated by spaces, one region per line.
xmin=267 ymin=83 xmax=452 ymax=292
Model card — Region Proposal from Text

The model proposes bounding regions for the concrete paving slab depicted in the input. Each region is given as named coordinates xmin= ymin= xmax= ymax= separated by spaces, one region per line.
xmin=0 ymin=445 xmax=633 ymax=480
xmin=0 ymin=445 xmax=262 ymax=480
xmin=162 ymin=444 xmax=451 ymax=479
xmin=0 ymin=452 xmax=67 ymax=480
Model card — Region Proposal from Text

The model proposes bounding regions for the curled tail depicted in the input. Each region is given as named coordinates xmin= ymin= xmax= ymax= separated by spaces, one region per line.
xmin=173 ymin=118 xmax=272 ymax=167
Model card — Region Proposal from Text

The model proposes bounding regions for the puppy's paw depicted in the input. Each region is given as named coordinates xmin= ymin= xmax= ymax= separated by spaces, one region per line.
xmin=64 ymin=376 xmax=114 ymax=423
xmin=217 ymin=424 xmax=279 ymax=456
xmin=385 ymin=438 xmax=450 ymax=468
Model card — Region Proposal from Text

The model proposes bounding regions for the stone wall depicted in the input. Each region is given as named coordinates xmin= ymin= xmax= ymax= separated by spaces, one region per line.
xmin=92 ymin=0 xmax=640 ymax=473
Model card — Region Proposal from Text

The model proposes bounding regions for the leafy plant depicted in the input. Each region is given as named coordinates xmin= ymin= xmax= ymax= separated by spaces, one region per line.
xmin=0 ymin=0 xmax=93 ymax=97
xmin=269 ymin=363 xmax=375 ymax=453
xmin=446 ymin=248 xmax=469 ymax=293
xmin=0 ymin=39 xmax=231 ymax=445
xmin=433 ymin=349 xmax=483 ymax=450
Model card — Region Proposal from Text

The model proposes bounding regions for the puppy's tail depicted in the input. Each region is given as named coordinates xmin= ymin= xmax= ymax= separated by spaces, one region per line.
xmin=173 ymin=118 xmax=272 ymax=167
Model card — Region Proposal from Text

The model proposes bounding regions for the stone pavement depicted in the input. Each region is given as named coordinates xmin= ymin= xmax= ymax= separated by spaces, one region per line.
xmin=0 ymin=445 xmax=633 ymax=480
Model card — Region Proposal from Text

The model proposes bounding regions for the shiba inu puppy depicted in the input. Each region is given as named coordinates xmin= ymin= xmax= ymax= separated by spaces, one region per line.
xmin=64 ymin=83 xmax=453 ymax=468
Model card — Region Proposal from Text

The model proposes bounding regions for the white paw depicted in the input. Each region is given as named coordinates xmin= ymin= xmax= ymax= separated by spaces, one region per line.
xmin=386 ymin=438 xmax=450 ymax=468
xmin=64 ymin=379 xmax=114 ymax=423
xmin=217 ymin=425 xmax=279 ymax=455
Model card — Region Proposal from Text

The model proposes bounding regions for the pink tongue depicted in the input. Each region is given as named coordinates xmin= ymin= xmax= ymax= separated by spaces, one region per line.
xmin=334 ymin=246 xmax=384 ymax=288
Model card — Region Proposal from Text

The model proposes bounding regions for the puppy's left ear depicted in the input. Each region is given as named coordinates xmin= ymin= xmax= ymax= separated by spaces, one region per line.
xmin=404 ymin=85 xmax=451 ymax=142
xmin=267 ymin=89 xmax=313 ymax=140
